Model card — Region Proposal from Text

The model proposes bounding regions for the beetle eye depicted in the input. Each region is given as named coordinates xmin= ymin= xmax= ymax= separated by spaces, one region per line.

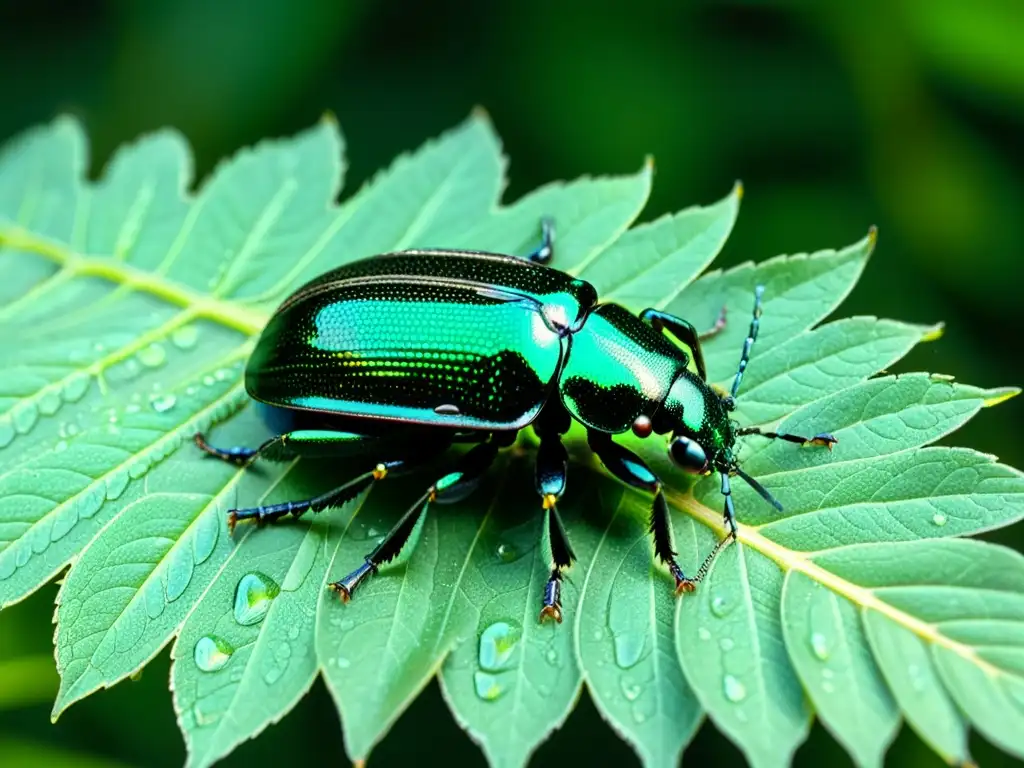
xmin=669 ymin=435 xmax=709 ymax=475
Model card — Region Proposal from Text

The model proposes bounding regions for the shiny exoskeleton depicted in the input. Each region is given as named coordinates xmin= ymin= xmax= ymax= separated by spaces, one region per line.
xmin=195 ymin=219 xmax=836 ymax=623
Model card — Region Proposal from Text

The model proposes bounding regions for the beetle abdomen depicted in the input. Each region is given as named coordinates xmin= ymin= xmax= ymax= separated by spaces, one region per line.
xmin=246 ymin=264 xmax=581 ymax=429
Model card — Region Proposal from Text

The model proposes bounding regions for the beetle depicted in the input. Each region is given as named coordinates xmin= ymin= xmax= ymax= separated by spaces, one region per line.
xmin=195 ymin=219 xmax=836 ymax=623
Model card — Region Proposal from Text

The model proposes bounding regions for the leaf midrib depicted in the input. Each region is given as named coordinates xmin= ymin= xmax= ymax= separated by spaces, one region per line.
xmin=670 ymin=489 xmax=1009 ymax=682
xmin=0 ymin=227 xmax=269 ymax=336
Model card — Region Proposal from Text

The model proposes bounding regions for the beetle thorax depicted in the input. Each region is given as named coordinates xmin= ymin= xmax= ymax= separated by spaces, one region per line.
xmin=662 ymin=371 xmax=735 ymax=465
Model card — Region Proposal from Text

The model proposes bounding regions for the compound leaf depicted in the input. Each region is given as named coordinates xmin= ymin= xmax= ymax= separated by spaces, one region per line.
xmin=0 ymin=114 xmax=1021 ymax=768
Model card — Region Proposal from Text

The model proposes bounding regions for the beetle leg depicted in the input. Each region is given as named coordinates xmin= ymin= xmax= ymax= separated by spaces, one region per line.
xmin=194 ymin=428 xmax=398 ymax=466
xmin=193 ymin=432 xmax=260 ymax=465
xmin=525 ymin=217 xmax=555 ymax=264
xmin=587 ymin=430 xmax=697 ymax=595
xmin=533 ymin=403 xmax=576 ymax=623
xmin=737 ymin=425 xmax=838 ymax=451
xmin=226 ymin=459 xmax=407 ymax=533
xmin=328 ymin=438 xmax=502 ymax=603
xmin=639 ymin=309 xmax=711 ymax=382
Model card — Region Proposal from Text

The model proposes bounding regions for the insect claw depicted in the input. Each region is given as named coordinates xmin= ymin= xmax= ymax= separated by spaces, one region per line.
xmin=539 ymin=604 xmax=563 ymax=624
xmin=327 ymin=582 xmax=353 ymax=603
xmin=226 ymin=510 xmax=239 ymax=534
xmin=807 ymin=433 xmax=838 ymax=451
xmin=674 ymin=577 xmax=697 ymax=596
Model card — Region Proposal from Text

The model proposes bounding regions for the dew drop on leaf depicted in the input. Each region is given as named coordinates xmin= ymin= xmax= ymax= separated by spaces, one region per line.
xmin=496 ymin=542 xmax=521 ymax=563
xmin=719 ymin=637 xmax=734 ymax=652
xmin=619 ymin=676 xmax=642 ymax=701
xmin=908 ymin=663 xmax=927 ymax=693
xmin=545 ymin=647 xmax=559 ymax=667
xmin=193 ymin=701 xmax=221 ymax=727
xmin=194 ymin=635 xmax=234 ymax=672
xmin=723 ymin=674 xmax=747 ymax=702
xmin=336 ymin=657 xmax=351 ymax=669
xmin=710 ymin=595 xmax=730 ymax=617
xmin=631 ymin=709 xmax=647 ymax=724
xmin=697 ymin=627 xmax=711 ymax=641
xmin=613 ymin=630 xmax=646 ymax=669
xmin=478 ymin=621 xmax=522 ymax=672
xmin=233 ymin=571 xmax=281 ymax=626
xmin=932 ymin=513 xmax=948 ymax=527
xmin=822 ymin=680 xmax=835 ymax=693
xmin=473 ymin=671 xmax=508 ymax=701
xmin=150 ymin=393 xmax=177 ymax=413
xmin=810 ymin=631 xmax=830 ymax=660
xmin=171 ymin=324 xmax=199 ymax=350
xmin=137 ymin=342 xmax=167 ymax=368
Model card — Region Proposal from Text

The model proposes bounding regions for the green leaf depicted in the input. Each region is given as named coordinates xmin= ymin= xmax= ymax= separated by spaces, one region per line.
xmin=170 ymin=471 xmax=357 ymax=768
xmin=1 ymin=114 xmax=1023 ymax=768
xmin=782 ymin=572 xmax=899 ymax=768
xmin=576 ymin=488 xmax=702 ymax=768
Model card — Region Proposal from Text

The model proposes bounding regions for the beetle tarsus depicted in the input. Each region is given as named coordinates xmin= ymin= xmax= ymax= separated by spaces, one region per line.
xmin=194 ymin=432 xmax=256 ymax=465
xmin=328 ymin=559 xmax=376 ymax=603
xmin=539 ymin=569 xmax=563 ymax=623
xmin=806 ymin=433 xmax=838 ymax=451
xmin=226 ymin=509 xmax=239 ymax=534
xmin=670 ymin=562 xmax=697 ymax=595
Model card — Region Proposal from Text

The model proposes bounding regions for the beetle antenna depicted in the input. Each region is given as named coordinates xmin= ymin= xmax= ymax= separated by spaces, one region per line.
xmin=729 ymin=285 xmax=764 ymax=399
xmin=733 ymin=465 xmax=783 ymax=512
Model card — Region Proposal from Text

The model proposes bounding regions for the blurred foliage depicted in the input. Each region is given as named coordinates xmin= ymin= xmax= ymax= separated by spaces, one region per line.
xmin=0 ymin=1 xmax=1021 ymax=766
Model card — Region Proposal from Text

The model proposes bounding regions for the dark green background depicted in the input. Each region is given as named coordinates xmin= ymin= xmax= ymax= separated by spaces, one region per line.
xmin=1 ymin=1 xmax=1022 ymax=766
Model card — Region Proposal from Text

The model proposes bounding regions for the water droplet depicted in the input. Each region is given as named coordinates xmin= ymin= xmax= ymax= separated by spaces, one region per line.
xmin=138 ymin=342 xmax=167 ymax=368
xmin=151 ymin=393 xmax=177 ymax=413
xmin=810 ymin=631 xmax=830 ymax=661
xmin=613 ymin=631 xmax=646 ymax=669
xmin=233 ymin=571 xmax=281 ymax=626
xmin=719 ymin=637 xmax=735 ymax=653
xmin=592 ymin=628 xmax=604 ymax=642
xmin=288 ymin=625 xmax=300 ymax=641
xmin=339 ymin=618 xmax=355 ymax=632
xmin=192 ymin=701 xmax=221 ymax=727
xmin=496 ymin=542 xmax=520 ymax=563
xmin=478 ymin=621 xmax=522 ymax=672
xmin=697 ymin=627 xmax=711 ymax=641
xmin=194 ymin=635 xmax=234 ymax=672
xmin=433 ymin=403 xmax=460 ymax=415
xmin=723 ymin=675 xmax=747 ymax=702
xmin=202 ymin=374 xmax=216 ymax=387
xmin=171 ymin=325 xmax=199 ymax=350
xmin=336 ymin=656 xmax=351 ymax=669
xmin=545 ymin=647 xmax=559 ymax=666
xmin=822 ymin=668 xmax=835 ymax=680
xmin=631 ymin=709 xmax=647 ymax=724
xmin=822 ymin=680 xmax=835 ymax=693
xmin=264 ymin=667 xmax=283 ymax=686
xmin=710 ymin=596 xmax=730 ymax=618
xmin=214 ymin=368 xmax=230 ymax=382
xmin=908 ymin=664 xmax=927 ymax=693
xmin=474 ymin=671 xmax=508 ymax=701
xmin=619 ymin=676 xmax=642 ymax=701
xmin=54 ymin=440 xmax=68 ymax=452
xmin=126 ymin=403 xmax=141 ymax=414
xmin=932 ymin=513 xmax=947 ymax=527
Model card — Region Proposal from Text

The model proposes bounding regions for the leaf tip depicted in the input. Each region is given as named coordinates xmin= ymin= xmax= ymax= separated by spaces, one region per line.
xmin=643 ymin=154 xmax=656 ymax=175
xmin=983 ymin=387 xmax=1020 ymax=408
xmin=920 ymin=322 xmax=945 ymax=343
xmin=867 ymin=224 xmax=878 ymax=252
xmin=319 ymin=109 xmax=339 ymax=127
xmin=733 ymin=179 xmax=744 ymax=201
xmin=469 ymin=104 xmax=493 ymax=127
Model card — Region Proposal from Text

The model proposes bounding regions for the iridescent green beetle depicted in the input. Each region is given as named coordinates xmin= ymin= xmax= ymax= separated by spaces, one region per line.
xmin=196 ymin=220 xmax=836 ymax=623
